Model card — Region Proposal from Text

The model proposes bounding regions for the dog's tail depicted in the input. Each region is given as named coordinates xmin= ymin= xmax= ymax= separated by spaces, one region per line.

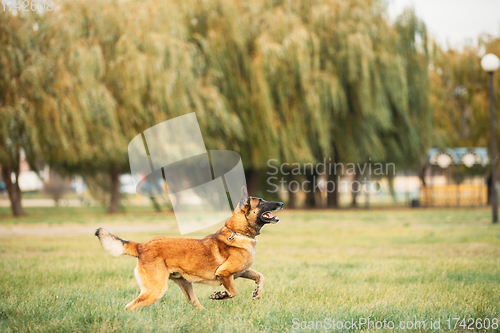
xmin=95 ymin=228 xmax=139 ymax=258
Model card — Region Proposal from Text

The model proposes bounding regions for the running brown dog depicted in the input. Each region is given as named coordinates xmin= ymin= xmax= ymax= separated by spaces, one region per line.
xmin=95 ymin=187 xmax=283 ymax=310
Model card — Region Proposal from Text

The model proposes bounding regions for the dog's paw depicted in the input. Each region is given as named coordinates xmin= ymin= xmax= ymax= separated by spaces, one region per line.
xmin=210 ymin=291 xmax=230 ymax=300
xmin=252 ymin=286 xmax=262 ymax=300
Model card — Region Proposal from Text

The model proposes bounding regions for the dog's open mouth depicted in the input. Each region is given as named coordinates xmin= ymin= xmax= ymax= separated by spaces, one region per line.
xmin=260 ymin=210 xmax=280 ymax=223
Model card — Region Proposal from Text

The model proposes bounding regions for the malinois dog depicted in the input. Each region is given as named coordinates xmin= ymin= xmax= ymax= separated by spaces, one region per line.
xmin=95 ymin=187 xmax=283 ymax=310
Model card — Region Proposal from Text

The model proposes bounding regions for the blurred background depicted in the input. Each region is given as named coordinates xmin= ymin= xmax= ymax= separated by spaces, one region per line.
xmin=1 ymin=0 xmax=500 ymax=216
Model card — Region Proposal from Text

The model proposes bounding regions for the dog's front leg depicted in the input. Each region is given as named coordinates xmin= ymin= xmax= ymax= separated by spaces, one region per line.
xmin=210 ymin=275 xmax=237 ymax=300
xmin=237 ymin=269 xmax=265 ymax=299
xmin=210 ymin=263 xmax=238 ymax=300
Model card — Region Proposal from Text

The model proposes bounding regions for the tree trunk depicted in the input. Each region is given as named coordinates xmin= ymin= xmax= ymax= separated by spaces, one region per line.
xmin=150 ymin=197 xmax=162 ymax=212
xmin=287 ymin=173 xmax=296 ymax=209
xmin=364 ymin=173 xmax=370 ymax=210
xmin=327 ymin=171 xmax=339 ymax=208
xmin=1 ymin=164 xmax=25 ymax=216
xmin=327 ymin=145 xmax=340 ymax=209
xmin=246 ymin=169 xmax=262 ymax=196
xmin=304 ymin=174 xmax=316 ymax=208
xmin=109 ymin=163 xmax=121 ymax=214
xmin=351 ymin=173 xmax=360 ymax=208
xmin=487 ymin=172 xmax=492 ymax=205
xmin=387 ymin=175 xmax=397 ymax=203
xmin=418 ymin=163 xmax=427 ymax=187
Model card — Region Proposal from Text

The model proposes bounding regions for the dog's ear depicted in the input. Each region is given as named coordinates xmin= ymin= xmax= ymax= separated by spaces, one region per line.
xmin=240 ymin=186 xmax=249 ymax=206
xmin=234 ymin=186 xmax=249 ymax=213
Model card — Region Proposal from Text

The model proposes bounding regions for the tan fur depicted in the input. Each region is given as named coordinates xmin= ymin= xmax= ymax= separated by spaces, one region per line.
xmin=95 ymin=189 xmax=283 ymax=310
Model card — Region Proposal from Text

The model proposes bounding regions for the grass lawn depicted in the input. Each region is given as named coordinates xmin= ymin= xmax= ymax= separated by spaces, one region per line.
xmin=0 ymin=207 xmax=499 ymax=332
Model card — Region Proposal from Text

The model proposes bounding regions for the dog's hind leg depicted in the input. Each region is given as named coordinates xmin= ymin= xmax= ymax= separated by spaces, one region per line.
xmin=171 ymin=277 xmax=205 ymax=310
xmin=237 ymin=269 xmax=265 ymax=299
xmin=125 ymin=259 xmax=168 ymax=310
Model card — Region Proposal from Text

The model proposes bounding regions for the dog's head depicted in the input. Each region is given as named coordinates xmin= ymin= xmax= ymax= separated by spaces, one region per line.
xmin=231 ymin=186 xmax=283 ymax=235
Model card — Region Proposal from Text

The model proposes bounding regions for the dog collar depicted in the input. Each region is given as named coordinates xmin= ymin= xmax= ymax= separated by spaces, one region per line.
xmin=226 ymin=228 xmax=257 ymax=242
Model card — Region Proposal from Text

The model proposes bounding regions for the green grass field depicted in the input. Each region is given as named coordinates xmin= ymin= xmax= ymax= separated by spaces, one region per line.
xmin=1 ymin=207 xmax=499 ymax=332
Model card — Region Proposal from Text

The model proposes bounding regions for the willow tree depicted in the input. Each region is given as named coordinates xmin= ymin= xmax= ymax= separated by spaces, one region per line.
xmin=294 ymin=2 xmax=431 ymax=206
xmin=177 ymin=0 xmax=433 ymax=207
xmin=182 ymin=0 xmax=336 ymax=199
xmin=7 ymin=1 xmax=128 ymax=214
xmin=301 ymin=0 xmax=392 ymax=207
xmin=30 ymin=0 xmax=244 ymax=212
xmin=103 ymin=0 xmax=243 ymax=148
xmin=0 ymin=9 xmax=50 ymax=216
xmin=393 ymin=10 xmax=431 ymax=167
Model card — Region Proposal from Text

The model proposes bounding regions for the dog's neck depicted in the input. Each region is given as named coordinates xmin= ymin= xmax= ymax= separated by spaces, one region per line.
xmin=224 ymin=211 xmax=261 ymax=237
xmin=224 ymin=227 xmax=257 ymax=240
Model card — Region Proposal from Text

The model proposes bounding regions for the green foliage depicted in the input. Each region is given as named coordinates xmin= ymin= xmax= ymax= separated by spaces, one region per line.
xmin=430 ymin=35 xmax=500 ymax=149
xmin=182 ymin=1 xmax=432 ymax=167
xmin=1 ymin=0 xmax=432 ymax=168
xmin=0 ymin=0 xmax=435 ymax=213
xmin=0 ymin=10 xmax=45 ymax=169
